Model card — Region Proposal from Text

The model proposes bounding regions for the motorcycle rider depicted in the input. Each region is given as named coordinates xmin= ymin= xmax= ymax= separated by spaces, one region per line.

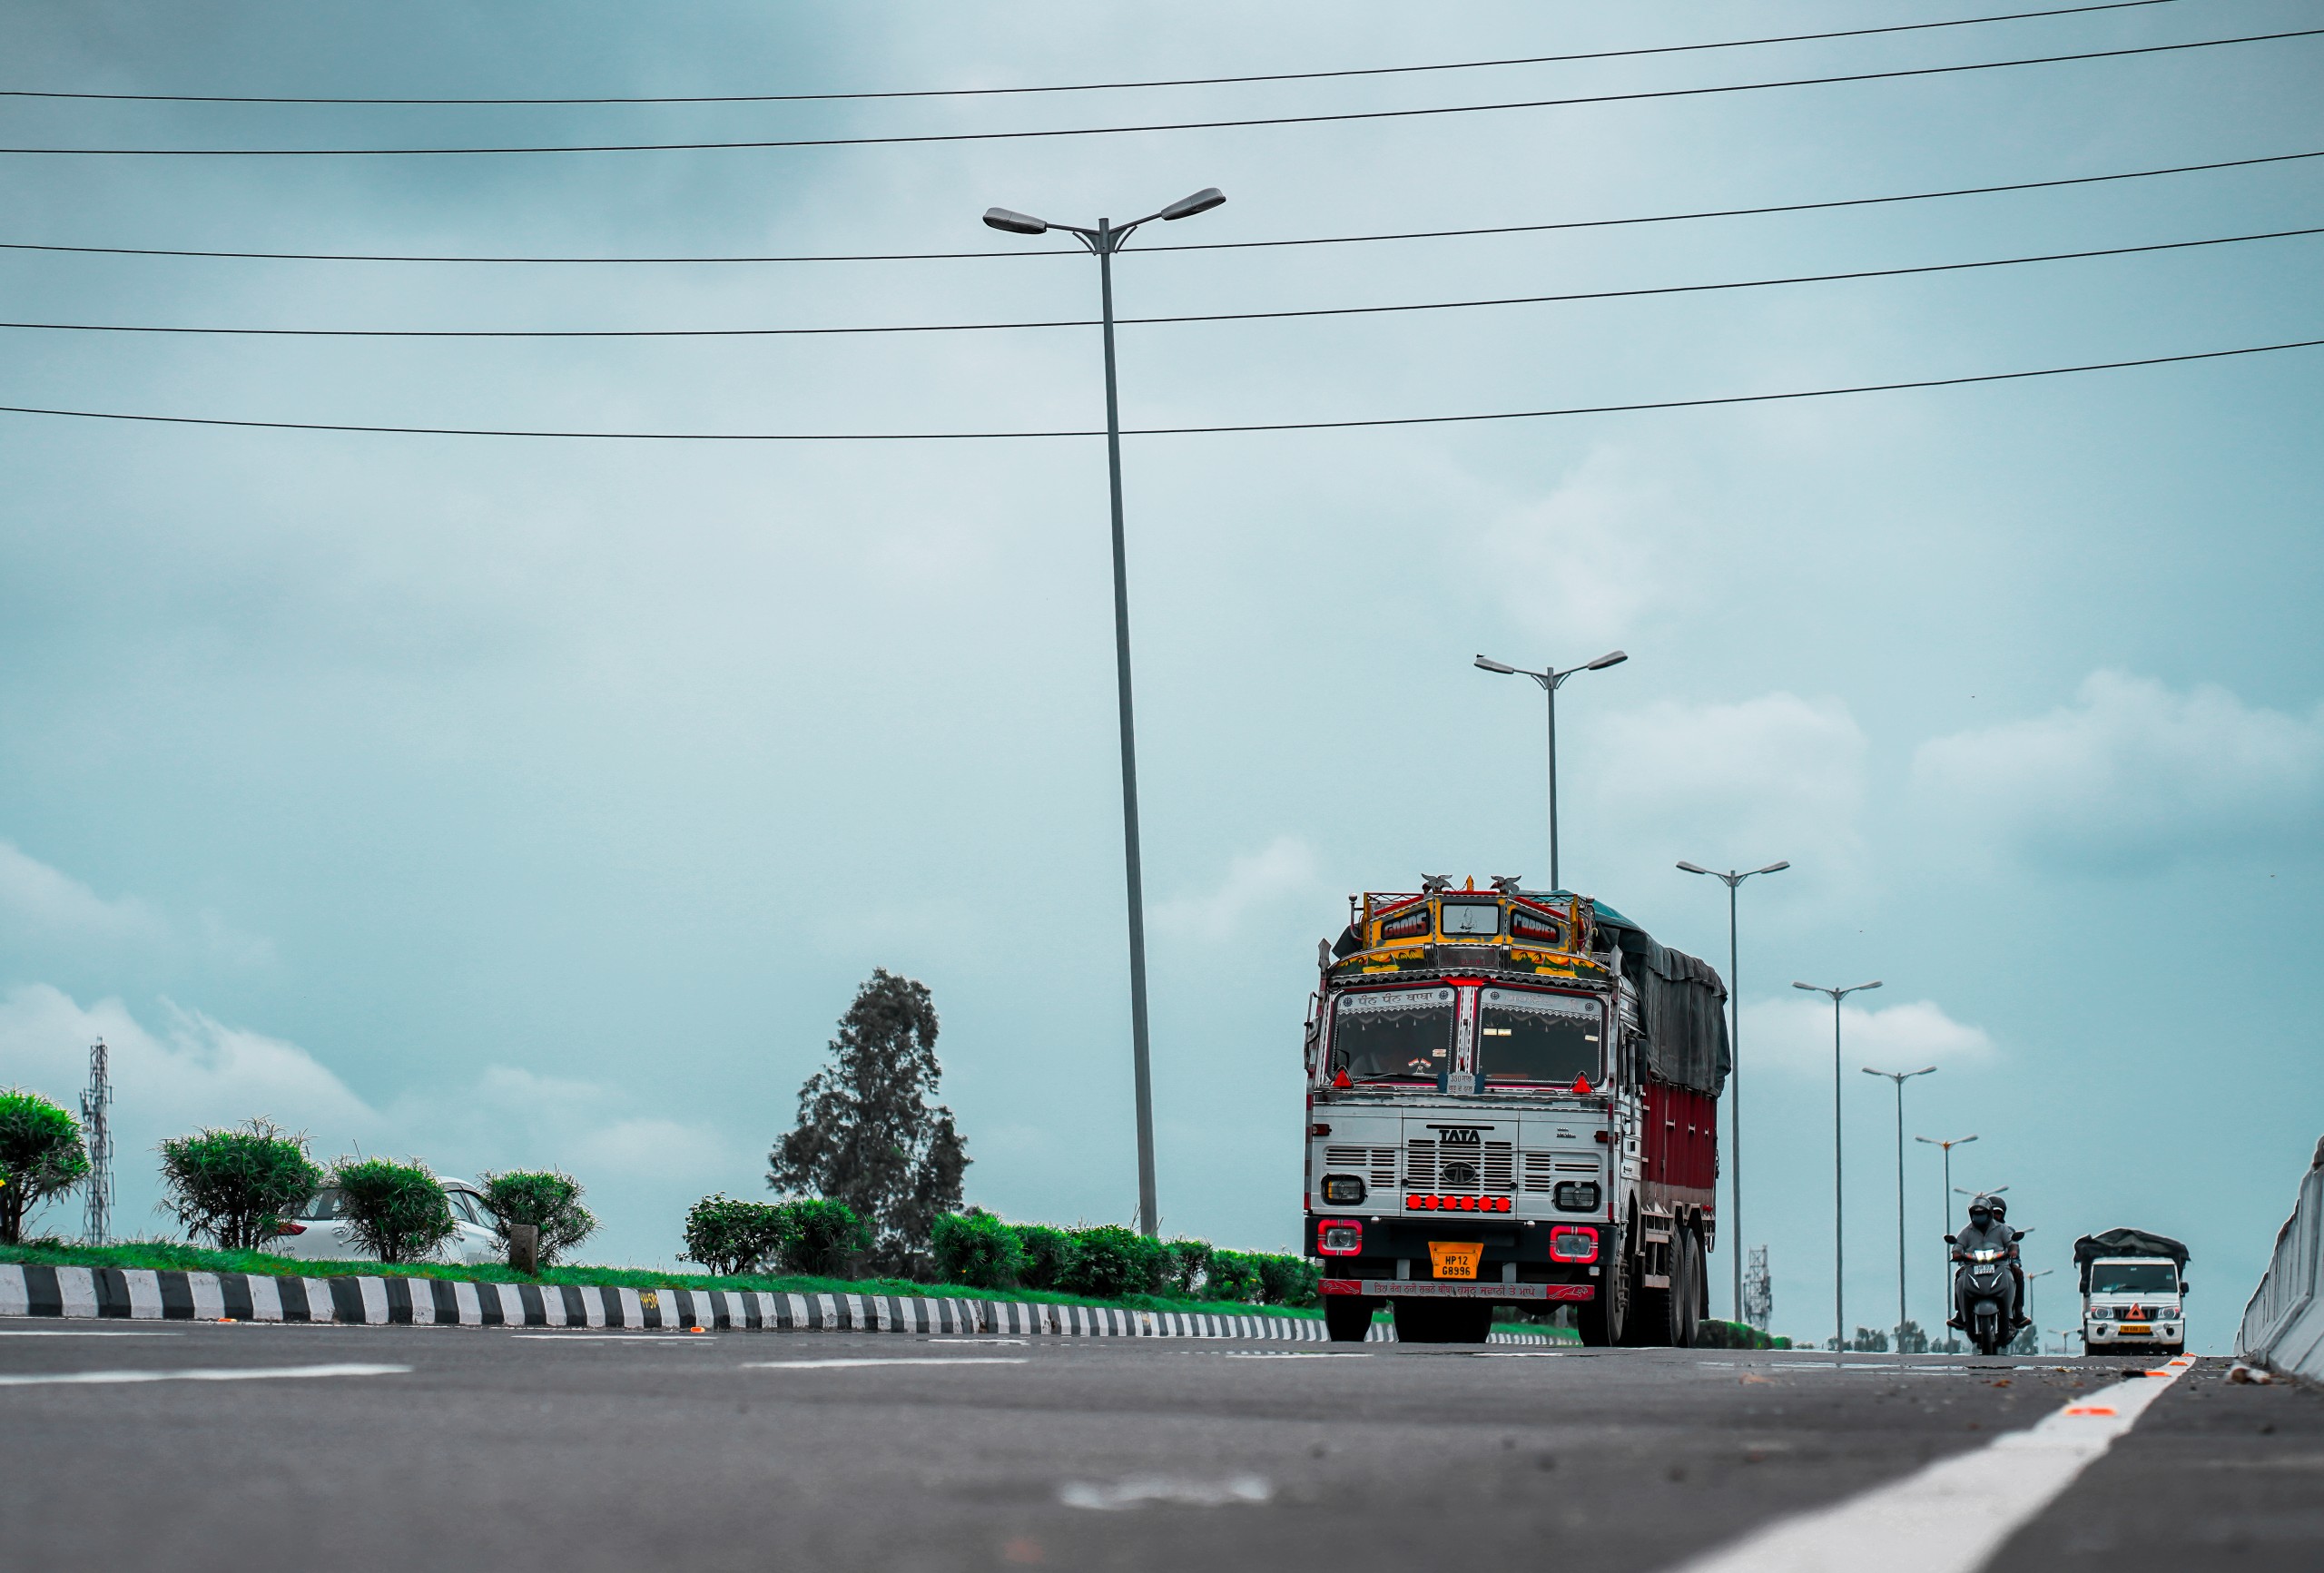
xmin=1948 ymin=1194 xmax=2022 ymax=1332
xmin=1987 ymin=1194 xmax=2032 ymax=1331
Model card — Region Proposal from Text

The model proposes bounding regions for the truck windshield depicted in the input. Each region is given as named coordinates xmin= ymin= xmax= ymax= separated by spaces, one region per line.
xmin=1333 ymin=988 xmax=1453 ymax=1083
xmin=1477 ymin=988 xmax=1600 ymax=1086
xmin=2090 ymin=1262 xmax=2178 ymax=1294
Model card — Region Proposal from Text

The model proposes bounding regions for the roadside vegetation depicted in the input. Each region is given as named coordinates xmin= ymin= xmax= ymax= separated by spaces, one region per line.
xmin=0 ymin=1087 xmax=90 ymax=1245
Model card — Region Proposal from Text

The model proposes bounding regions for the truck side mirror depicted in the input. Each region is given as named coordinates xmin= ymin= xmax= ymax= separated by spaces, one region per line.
xmin=2181 ymin=1283 xmax=2192 ymax=1294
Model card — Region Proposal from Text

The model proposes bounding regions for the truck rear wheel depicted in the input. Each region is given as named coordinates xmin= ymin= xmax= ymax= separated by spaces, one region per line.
xmin=1324 ymin=1296 xmax=1374 ymax=1343
xmin=1578 ymin=1256 xmax=1628 ymax=1346
xmin=1675 ymin=1227 xmax=1705 ymax=1348
xmin=1393 ymin=1298 xmax=1449 ymax=1342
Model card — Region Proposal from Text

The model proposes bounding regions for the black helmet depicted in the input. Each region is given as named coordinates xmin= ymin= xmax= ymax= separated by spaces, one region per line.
xmin=1967 ymin=1194 xmax=1996 ymax=1221
xmin=1985 ymin=1194 xmax=2008 ymax=1221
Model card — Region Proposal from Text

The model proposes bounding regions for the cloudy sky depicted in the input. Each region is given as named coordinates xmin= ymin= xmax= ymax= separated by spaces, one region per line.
xmin=2 ymin=1 xmax=2318 ymax=1352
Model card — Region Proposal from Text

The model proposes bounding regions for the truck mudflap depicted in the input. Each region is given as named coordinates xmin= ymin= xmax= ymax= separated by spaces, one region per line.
xmin=1320 ymin=1278 xmax=1594 ymax=1302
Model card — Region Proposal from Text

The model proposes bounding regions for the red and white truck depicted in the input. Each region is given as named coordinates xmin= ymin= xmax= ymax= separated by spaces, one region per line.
xmin=1303 ymin=879 xmax=1729 ymax=1344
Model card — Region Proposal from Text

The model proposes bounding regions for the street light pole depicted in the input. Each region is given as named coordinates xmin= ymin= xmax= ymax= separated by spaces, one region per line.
xmin=1474 ymin=650 xmax=1628 ymax=891
xmin=984 ymin=187 xmax=1226 ymax=1237
xmin=1915 ymin=1133 xmax=1977 ymax=1336
xmin=1795 ymin=978 xmax=1881 ymax=1349
xmin=1677 ymin=858 xmax=1789 ymax=1321
xmin=1864 ymin=1064 xmax=1935 ymax=1348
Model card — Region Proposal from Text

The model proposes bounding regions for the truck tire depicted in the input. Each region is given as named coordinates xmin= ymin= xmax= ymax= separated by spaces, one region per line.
xmin=1448 ymin=1301 xmax=1493 ymax=1344
xmin=1676 ymin=1228 xmax=1705 ymax=1348
xmin=1578 ymin=1245 xmax=1629 ymax=1347
xmin=1324 ymin=1296 xmax=1374 ymax=1343
xmin=1393 ymin=1298 xmax=1451 ymax=1343
xmin=1629 ymin=1238 xmax=1680 ymax=1348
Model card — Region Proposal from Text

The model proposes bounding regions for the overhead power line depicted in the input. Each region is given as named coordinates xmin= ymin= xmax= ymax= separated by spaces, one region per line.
xmin=2 ymin=27 xmax=2313 ymax=156
xmin=6 ymin=148 xmax=2317 ymax=265
xmin=6 ymin=225 xmax=2315 ymax=339
xmin=2 ymin=338 xmax=2316 ymax=441
xmin=0 ymin=1 xmax=2188 ymax=105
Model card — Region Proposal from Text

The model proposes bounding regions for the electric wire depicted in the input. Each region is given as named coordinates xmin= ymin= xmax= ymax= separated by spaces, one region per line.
xmin=2 ymin=337 xmax=2314 ymax=440
xmin=5 ymin=148 xmax=2316 ymax=265
xmin=1 ymin=27 xmax=2312 ymax=156
xmin=5 ymin=224 xmax=2314 ymax=340
xmin=0 ymin=1 xmax=2190 ymax=105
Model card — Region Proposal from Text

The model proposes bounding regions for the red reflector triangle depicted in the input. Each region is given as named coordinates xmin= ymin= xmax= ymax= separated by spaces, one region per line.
xmin=1571 ymin=1074 xmax=1592 ymax=1095
xmin=1333 ymin=1069 xmax=1352 ymax=1088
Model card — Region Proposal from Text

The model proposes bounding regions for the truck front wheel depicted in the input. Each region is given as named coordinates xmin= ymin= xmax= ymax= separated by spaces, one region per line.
xmin=1324 ymin=1296 xmax=1374 ymax=1343
xmin=1578 ymin=1260 xmax=1628 ymax=1347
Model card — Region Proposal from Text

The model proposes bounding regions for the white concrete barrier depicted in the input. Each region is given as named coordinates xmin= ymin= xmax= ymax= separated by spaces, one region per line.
xmin=2236 ymin=1135 xmax=2324 ymax=1381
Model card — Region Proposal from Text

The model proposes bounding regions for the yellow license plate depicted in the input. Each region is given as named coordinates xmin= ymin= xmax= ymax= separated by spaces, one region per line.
xmin=1429 ymin=1242 xmax=1482 ymax=1280
xmin=2120 ymin=1323 xmax=2151 ymax=1334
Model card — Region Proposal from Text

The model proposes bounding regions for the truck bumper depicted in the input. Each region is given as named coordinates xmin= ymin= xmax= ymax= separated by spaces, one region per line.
xmin=1321 ymin=1278 xmax=1594 ymax=1303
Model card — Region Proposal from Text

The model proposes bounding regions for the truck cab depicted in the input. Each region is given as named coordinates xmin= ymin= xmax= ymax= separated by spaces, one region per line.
xmin=2073 ymin=1227 xmax=2190 ymax=1357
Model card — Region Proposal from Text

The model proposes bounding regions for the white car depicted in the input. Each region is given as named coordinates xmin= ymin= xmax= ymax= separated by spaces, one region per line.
xmin=269 ymin=1178 xmax=504 ymax=1267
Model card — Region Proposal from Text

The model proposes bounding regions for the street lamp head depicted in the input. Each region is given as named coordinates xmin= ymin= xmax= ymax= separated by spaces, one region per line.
xmin=1676 ymin=860 xmax=1714 ymax=876
xmin=1852 ymin=980 xmax=1884 ymax=993
xmin=1473 ymin=654 xmax=1519 ymax=675
xmin=982 ymin=206 xmax=1049 ymax=235
xmin=1792 ymin=981 xmax=1819 ymax=992
xmin=1157 ymin=186 xmax=1226 ymax=221
xmin=1753 ymin=860 xmax=1792 ymax=875
xmin=1585 ymin=649 xmax=1629 ymax=671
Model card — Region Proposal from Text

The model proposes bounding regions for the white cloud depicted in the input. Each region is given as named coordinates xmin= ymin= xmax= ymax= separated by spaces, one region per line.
xmin=1748 ymin=994 xmax=1998 ymax=1078
xmin=1471 ymin=448 xmax=1673 ymax=647
xmin=0 ymin=841 xmax=168 ymax=948
xmin=1911 ymin=671 xmax=2324 ymax=870
xmin=1155 ymin=835 xmax=1321 ymax=942
xmin=1583 ymin=691 xmax=1868 ymax=884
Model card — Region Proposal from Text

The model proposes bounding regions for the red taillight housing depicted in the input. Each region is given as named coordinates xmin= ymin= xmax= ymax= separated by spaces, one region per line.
xmin=273 ymin=1221 xmax=306 ymax=1236
xmin=1547 ymin=1225 xmax=1599 ymax=1263
xmin=1317 ymin=1220 xmax=1364 ymax=1257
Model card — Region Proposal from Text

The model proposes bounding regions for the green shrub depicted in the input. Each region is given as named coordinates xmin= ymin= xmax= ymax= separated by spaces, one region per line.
xmin=157 ymin=1119 xmax=319 ymax=1251
xmin=0 ymin=1088 xmax=90 ymax=1245
xmin=777 ymin=1198 xmax=872 ymax=1276
xmin=1256 ymin=1253 xmax=1320 ymax=1308
xmin=1204 ymin=1249 xmax=1265 ymax=1303
xmin=478 ymin=1170 xmax=597 ymax=1265
xmin=1161 ymin=1237 xmax=1214 ymax=1295
xmin=1061 ymin=1224 xmax=1171 ymax=1299
xmin=931 ymin=1208 xmax=1023 ymax=1289
xmin=680 ymin=1194 xmax=789 ymax=1276
xmin=1012 ymin=1224 xmax=1077 ymax=1290
xmin=331 ymin=1156 xmax=456 ymax=1264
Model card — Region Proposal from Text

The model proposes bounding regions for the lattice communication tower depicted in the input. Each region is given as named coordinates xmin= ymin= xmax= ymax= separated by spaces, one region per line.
xmin=81 ymin=1037 xmax=113 ymax=1246
xmin=1743 ymin=1244 xmax=1773 ymax=1332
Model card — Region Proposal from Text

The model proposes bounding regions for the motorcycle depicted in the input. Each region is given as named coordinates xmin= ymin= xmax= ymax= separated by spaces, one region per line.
xmin=1948 ymin=1229 xmax=2026 ymax=1356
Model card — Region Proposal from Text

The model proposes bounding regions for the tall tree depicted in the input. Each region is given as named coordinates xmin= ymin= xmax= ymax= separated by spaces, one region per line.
xmin=769 ymin=968 xmax=969 ymax=1272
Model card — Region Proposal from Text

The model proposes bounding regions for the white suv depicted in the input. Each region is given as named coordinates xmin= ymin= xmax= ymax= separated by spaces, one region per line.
xmin=269 ymin=1179 xmax=504 ymax=1267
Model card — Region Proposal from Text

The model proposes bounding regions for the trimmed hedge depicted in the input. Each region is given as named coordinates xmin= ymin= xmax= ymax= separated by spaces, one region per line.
xmin=680 ymin=1195 xmax=873 ymax=1278
xmin=157 ymin=1120 xmax=320 ymax=1252
xmin=332 ymin=1156 xmax=456 ymax=1264
xmin=927 ymin=1214 xmax=1315 ymax=1307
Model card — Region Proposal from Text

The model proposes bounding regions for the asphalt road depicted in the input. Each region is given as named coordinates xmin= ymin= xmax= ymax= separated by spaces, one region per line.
xmin=2 ymin=1320 xmax=2316 ymax=1572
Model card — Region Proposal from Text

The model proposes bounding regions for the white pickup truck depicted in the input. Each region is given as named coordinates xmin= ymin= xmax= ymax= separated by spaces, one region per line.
xmin=2074 ymin=1226 xmax=2190 ymax=1357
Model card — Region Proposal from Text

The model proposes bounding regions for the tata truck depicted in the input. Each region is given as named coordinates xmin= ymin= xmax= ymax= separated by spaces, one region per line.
xmin=1302 ymin=879 xmax=1729 ymax=1345
xmin=2074 ymin=1227 xmax=2190 ymax=1357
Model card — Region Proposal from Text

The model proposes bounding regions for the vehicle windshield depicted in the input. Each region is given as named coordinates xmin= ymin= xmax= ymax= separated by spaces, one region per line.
xmin=295 ymin=1188 xmax=344 ymax=1221
xmin=1333 ymin=988 xmax=1453 ymax=1083
xmin=448 ymin=1190 xmax=496 ymax=1228
xmin=1476 ymin=988 xmax=1600 ymax=1086
xmin=2091 ymin=1262 xmax=2178 ymax=1294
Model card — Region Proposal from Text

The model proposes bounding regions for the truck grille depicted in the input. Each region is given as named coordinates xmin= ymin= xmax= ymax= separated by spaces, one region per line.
xmin=1407 ymin=1139 xmax=1513 ymax=1195
xmin=1322 ymin=1145 xmax=1398 ymax=1193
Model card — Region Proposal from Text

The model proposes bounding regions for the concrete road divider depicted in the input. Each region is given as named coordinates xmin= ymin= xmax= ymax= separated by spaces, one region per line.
xmin=0 ymin=1264 xmax=1557 ymax=1343
xmin=2236 ymin=1135 xmax=2324 ymax=1382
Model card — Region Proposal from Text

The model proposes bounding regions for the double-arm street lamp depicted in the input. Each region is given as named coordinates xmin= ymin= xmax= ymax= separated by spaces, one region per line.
xmin=1915 ymin=1133 xmax=1978 ymax=1333
xmin=1794 ymin=978 xmax=1881 ymax=1349
xmin=983 ymin=186 xmax=1226 ymax=1237
xmin=1863 ymin=1064 xmax=1936 ymax=1350
xmin=1676 ymin=859 xmax=1789 ymax=1322
xmin=1473 ymin=650 xmax=1628 ymax=890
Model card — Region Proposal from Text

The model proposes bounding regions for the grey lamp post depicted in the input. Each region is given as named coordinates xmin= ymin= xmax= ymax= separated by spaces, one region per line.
xmin=1863 ymin=1064 xmax=1935 ymax=1350
xmin=1915 ymin=1133 xmax=1977 ymax=1338
xmin=1676 ymin=859 xmax=1789 ymax=1322
xmin=1473 ymin=650 xmax=1628 ymax=891
xmin=1794 ymin=978 xmax=1881 ymax=1349
xmin=983 ymin=186 xmax=1226 ymax=1237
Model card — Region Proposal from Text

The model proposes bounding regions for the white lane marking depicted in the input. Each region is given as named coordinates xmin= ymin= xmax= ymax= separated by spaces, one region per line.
xmin=1472 ymin=1350 xmax=1573 ymax=1358
xmin=0 ymin=1362 xmax=410 ymax=1389
xmin=740 ymin=1357 xmax=1029 ymax=1370
xmin=507 ymin=1333 xmax=713 ymax=1342
xmin=1224 ymin=1351 xmax=1371 ymax=1359
xmin=0 ymin=1330 xmax=182 ymax=1337
xmin=1060 ymin=1474 xmax=1274 ymax=1510
xmin=924 ymin=1337 xmax=1029 ymax=1345
xmin=1667 ymin=1354 xmax=2199 ymax=1573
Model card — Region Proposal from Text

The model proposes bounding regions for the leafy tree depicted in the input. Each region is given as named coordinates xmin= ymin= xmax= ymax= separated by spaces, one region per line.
xmin=1059 ymin=1224 xmax=1170 ymax=1300
xmin=931 ymin=1209 xmax=1024 ymax=1289
xmin=776 ymin=1198 xmax=872 ymax=1276
xmin=1256 ymin=1253 xmax=1321 ymax=1308
xmin=768 ymin=968 xmax=970 ymax=1272
xmin=680 ymin=1194 xmax=788 ymax=1276
xmin=1204 ymin=1250 xmax=1265 ymax=1303
xmin=158 ymin=1119 xmax=320 ymax=1250
xmin=332 ymin=1157 xmax=456 ymax=1264
xmin=1161 ymin=1238 xmax=1215 ymax=1296
xmin=0 ymin=1088 xmax=90 ymax=1244
xmin=1012 ymin=1224 xmax=1077 ymax=1291
xmin=478 ymin=1170 xmax=597 ymax=1265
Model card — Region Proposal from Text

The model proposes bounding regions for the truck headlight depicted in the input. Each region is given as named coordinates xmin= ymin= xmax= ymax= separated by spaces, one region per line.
xmin=1321 ymin=1174 xmax=1366 ymax=1205
xmin=1552 ymin=1181 xmax=1600 ymax=1213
